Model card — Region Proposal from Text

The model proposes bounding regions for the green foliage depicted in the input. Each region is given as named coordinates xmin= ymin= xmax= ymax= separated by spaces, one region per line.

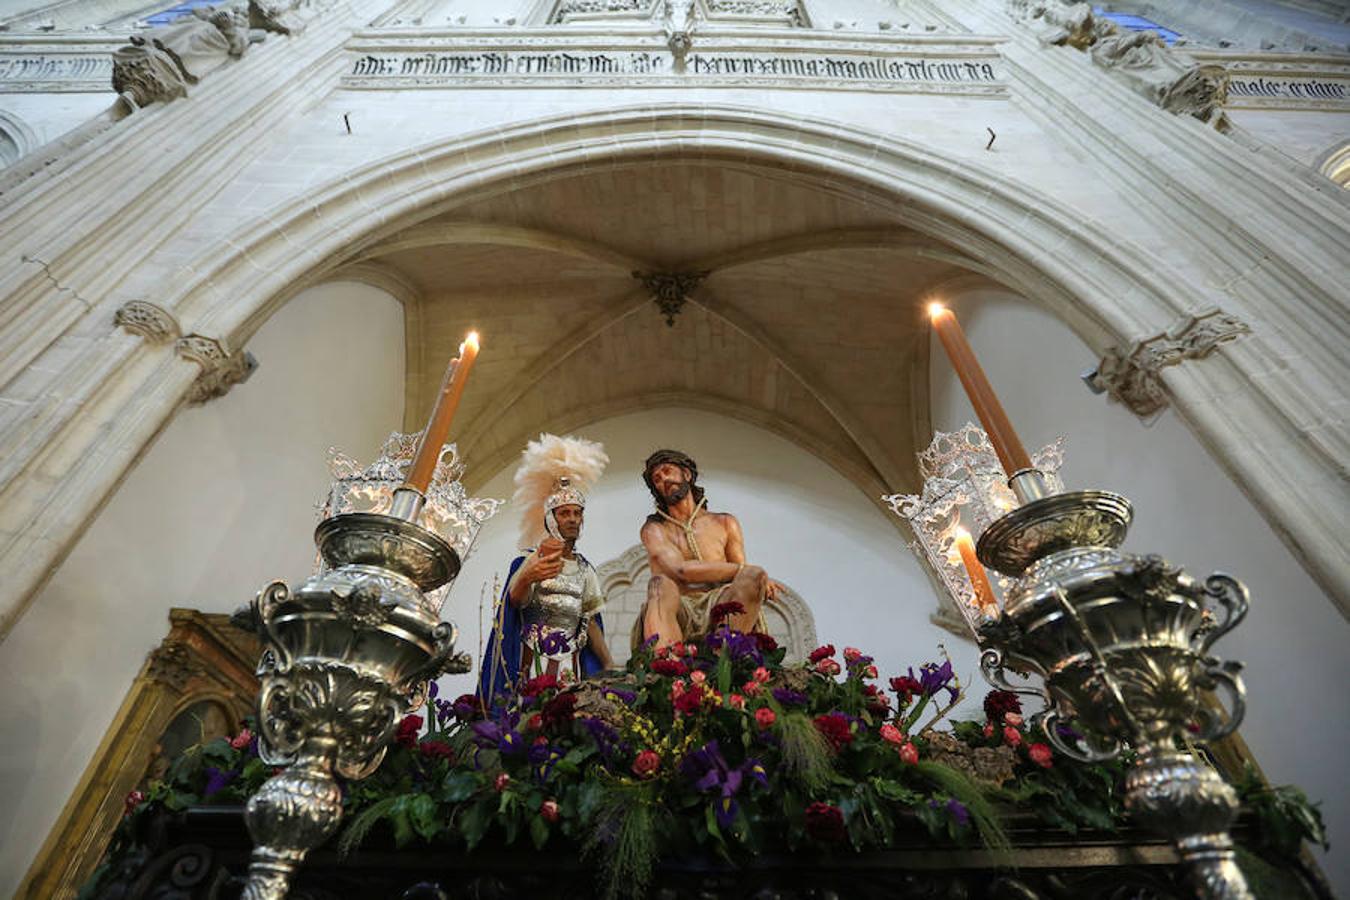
xmin=87 ymin=639 xmax=1329 ymax=900
xmin=1236 ymin=765 xmax=1329 ymax=858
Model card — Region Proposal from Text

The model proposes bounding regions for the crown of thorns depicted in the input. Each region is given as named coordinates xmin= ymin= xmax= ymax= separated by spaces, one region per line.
xmin=643 ymin=449 xmax=704 ymax=509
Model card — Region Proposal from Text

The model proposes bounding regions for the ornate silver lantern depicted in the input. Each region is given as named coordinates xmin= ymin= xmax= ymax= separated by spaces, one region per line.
xmin=241 ymin=434 xmax=500 ymax=899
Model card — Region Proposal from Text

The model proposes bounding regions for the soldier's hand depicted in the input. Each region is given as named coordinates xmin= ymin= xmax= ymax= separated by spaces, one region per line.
xmin=538 ymin=537 xmax=565 ymax=557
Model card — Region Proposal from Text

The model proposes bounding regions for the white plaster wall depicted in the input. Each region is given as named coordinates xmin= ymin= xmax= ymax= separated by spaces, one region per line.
xmin=0 ymin=280 xmax=405 ymax=898
xmin=930 ymin=286 xmax=1350 ymax=890
xmin=437 ymin=407 xmax=972 ymax=709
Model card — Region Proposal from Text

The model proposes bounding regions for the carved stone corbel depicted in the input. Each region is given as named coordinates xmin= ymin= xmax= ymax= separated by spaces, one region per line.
xmin=175 ymin=333 xmax=258 ymax=405
xmin=114 ymin=300 xmax=181 ymax=344
xmin=634 ymin=270 xmax=710 ymax=326
xmin=1087 ymin=309 xmax=1251 ymax=417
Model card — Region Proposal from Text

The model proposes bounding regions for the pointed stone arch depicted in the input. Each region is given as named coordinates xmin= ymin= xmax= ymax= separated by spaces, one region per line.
xmin=3 ymin=101 xmax=1345 ymax=640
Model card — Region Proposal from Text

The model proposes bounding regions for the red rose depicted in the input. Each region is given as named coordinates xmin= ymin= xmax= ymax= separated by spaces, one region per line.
xmin=898 ymin=742 xmax=919 ymax=765
xmin=889 ymin=676 xmax=922 ymax=703
xmin=395 ymin=715 xmax=423 ymax=749
xmin=983 ymin=689 xmax=1022 ymax=724
xmin=494 ymin=772 xmax=511 ymax=792
xmin=1003 ymin=725 xmax=1023 ymax=748
xmin=728 ymin=693 xmax=746 ymax=710
xmin=804 ymin=801 xmax=846 ymax=843
xmin=674 ymin=688 xmax=706 ymax=716
xmin=742 ymin=680 xmax=761 ymax=697
xmin=863 ymin=665 xmax=878 ymax=680
xmin=755 ymin=707 xmax=776 ymax=730
xmin=541 ymin=692 xmax=577 ymax=732
xmin=632 ymin=750 xmax=662 ymax=778
xmin=521 ymin=673 xmax=560 ymax=698
xmin=418 ymin=740 xmax=454 ymax=762
xmin=651 ymin=658 xmax=688 ymax=677
xmin=814 ymin=713 xmax=855 ymax=751
xmin=526 ymin=713 xmax=544 ymax=732
xmin=814 ymin=658 xmax=841 ymax=677
xmin=709 ymin=600 xmax=746 ymax=623
xmin=808 ymin=644 xmax=836 ymax=663
xmin=752 ymin=666 xmax=771 ymax=683
xmin=1028 ymin=743 xmax=1053 ymax=769
xmin=982 ymin=722 xmax=995 ymax=738
xmin=878 ymin=723 xmax=904 ymax=745
xmin=683 ymin=643 xmax=698 ymax=657
xmin=229 ymin=727 xmax=253 ymax=750
xmin=123 ymin=790 xmax=146 ymax=817
xmin=539 ymin=799 xmax=560 ymax=823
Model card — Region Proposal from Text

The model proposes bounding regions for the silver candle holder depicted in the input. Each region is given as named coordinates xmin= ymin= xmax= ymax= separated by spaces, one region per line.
xmin=975 ymin=481 xmax=1253 ymax=900
xmin=241 ymin=436 xmax=499 ymax=899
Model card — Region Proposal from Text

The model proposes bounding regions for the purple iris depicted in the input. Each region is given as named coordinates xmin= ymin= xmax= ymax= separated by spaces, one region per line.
xmin=681 ymin=741 xmax=765 ymax=829
xmin=203 ymin=766 xmax=236 ymax=797
xmin=539 ymin=629 xmax=571 ymax=656
xmin=529 ymin=742 xmax=562 ymax=782
xmin=772 ymin=687 xmax=808 ymax=707
xmin=916 ymin=661 xmax=960 ymax=705
xmin=933 ymin=798 xmax=970 ymax=827
xmin=582 ymin=716 xmax=624 ymax=760
xmin=705 ymin=628 xmax=762 ymax=663
xmin=471 ymin=714 xmax=525 ymax=756
xmin=602 ymin=687 xmax=637 ymax=705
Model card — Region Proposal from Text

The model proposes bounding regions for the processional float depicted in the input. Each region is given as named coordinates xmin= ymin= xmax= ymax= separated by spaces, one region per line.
xmin=238 ymin=306 xmax=1258 ymax=900
xmin=891 ymin=305 xmax=1253 ymax=900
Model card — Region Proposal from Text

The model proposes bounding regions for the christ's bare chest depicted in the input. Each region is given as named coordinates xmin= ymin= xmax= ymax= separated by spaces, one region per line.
xmin=660 ymin=515 xmax=727 ymax=562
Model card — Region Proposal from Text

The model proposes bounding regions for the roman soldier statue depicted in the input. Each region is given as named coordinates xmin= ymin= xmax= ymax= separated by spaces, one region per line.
xmin=479 ymin=434 xmax=613 ymax=700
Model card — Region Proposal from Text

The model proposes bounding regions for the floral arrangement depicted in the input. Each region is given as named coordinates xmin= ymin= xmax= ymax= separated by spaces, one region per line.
xmin=87 ymin=607 xmax=1326 ymax=900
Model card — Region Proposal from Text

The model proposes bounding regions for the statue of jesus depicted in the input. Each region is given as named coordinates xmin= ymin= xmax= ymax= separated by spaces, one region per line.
xmin=632 ymin=449 xmax=784 ymax=651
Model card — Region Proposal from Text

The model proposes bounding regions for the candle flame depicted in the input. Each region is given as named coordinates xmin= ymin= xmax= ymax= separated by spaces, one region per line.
xmin=954 ymin=526 xmax=971 ymax=541
xmin=465 ymin=331 xmax=480 ymax=350
xmin=927 ymin=302 xmax=947 ymax=320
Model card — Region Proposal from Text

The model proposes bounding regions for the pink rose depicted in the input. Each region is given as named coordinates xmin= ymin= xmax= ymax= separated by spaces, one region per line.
xmin=863 ymin=664 xmax=878 ymax=680
xmin=728 ymin=693 xmax=746 ymax=710
xmin=1003 ymin=725 xmax=1023 ymax=748
xmin=1004 ymin=712 xmax=1024 ymax=727
xmin=755 ymin=707 xmax=777 ymax=730
xmin=843 ymin=647 xmax=863 ymax=663
xmin=879 ymin=723 xmax=904 ymax=745
xmin=690 ymin=670 xmax=707 ymax=685
xmin=494 ymin=772 xmax=511 ymax=792
xmin=815 ymin=658 xmax=841 ymax=677
xmin=1028 ymin=742 xmax=1053 ymax=769
xmin=982 ymin=722 xmax=995 ymax=738
xmin=683 ymin=643 xmax=698 ymax=657
xmin=632 ymin=750 xmax=662 ymax=778
xmin=898 ymin=742 xmax=919 ymax=765
xmin=742 ymin=680 xmax=761 ymax=697
xmin=539 ymin=799 xmax=560 ymax=823
xmin=123 ymin=790 xmax=146 ymax=817
xmin=752 ymin=666 xmax=771 ymax=683
xmin=229 ymin=727 xmax=253 ymax=750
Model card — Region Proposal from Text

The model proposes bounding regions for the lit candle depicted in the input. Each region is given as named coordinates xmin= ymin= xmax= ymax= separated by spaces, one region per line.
xmin=954 ymin=527 xmax=997 ymax=612
xmin=404 ymin=331 xmax=480 ymax=494
xmin=928 ymin=303 xmax=1032 ymax=477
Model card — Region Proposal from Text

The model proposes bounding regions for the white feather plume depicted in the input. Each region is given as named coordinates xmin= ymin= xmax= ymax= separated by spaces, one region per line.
xmin=512 ymin=433 xmax=609 ymax=550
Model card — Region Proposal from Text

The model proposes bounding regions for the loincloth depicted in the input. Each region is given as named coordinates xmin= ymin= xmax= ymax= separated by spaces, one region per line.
xmin=630 ymin=584 xmax=765 ymax=652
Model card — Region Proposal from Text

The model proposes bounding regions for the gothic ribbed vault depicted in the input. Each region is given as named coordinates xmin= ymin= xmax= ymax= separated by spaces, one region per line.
xmin=334 ymin=161 xmax=985 ymax=498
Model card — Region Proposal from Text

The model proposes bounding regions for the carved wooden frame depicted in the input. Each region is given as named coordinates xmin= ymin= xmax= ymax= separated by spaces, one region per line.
xmin=17 ymin=609 xmax=258 ymax=900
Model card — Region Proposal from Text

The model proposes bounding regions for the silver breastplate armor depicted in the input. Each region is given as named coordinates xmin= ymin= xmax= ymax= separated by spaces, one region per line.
xmin=522 ymin=558 xmax=588 ymax=658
